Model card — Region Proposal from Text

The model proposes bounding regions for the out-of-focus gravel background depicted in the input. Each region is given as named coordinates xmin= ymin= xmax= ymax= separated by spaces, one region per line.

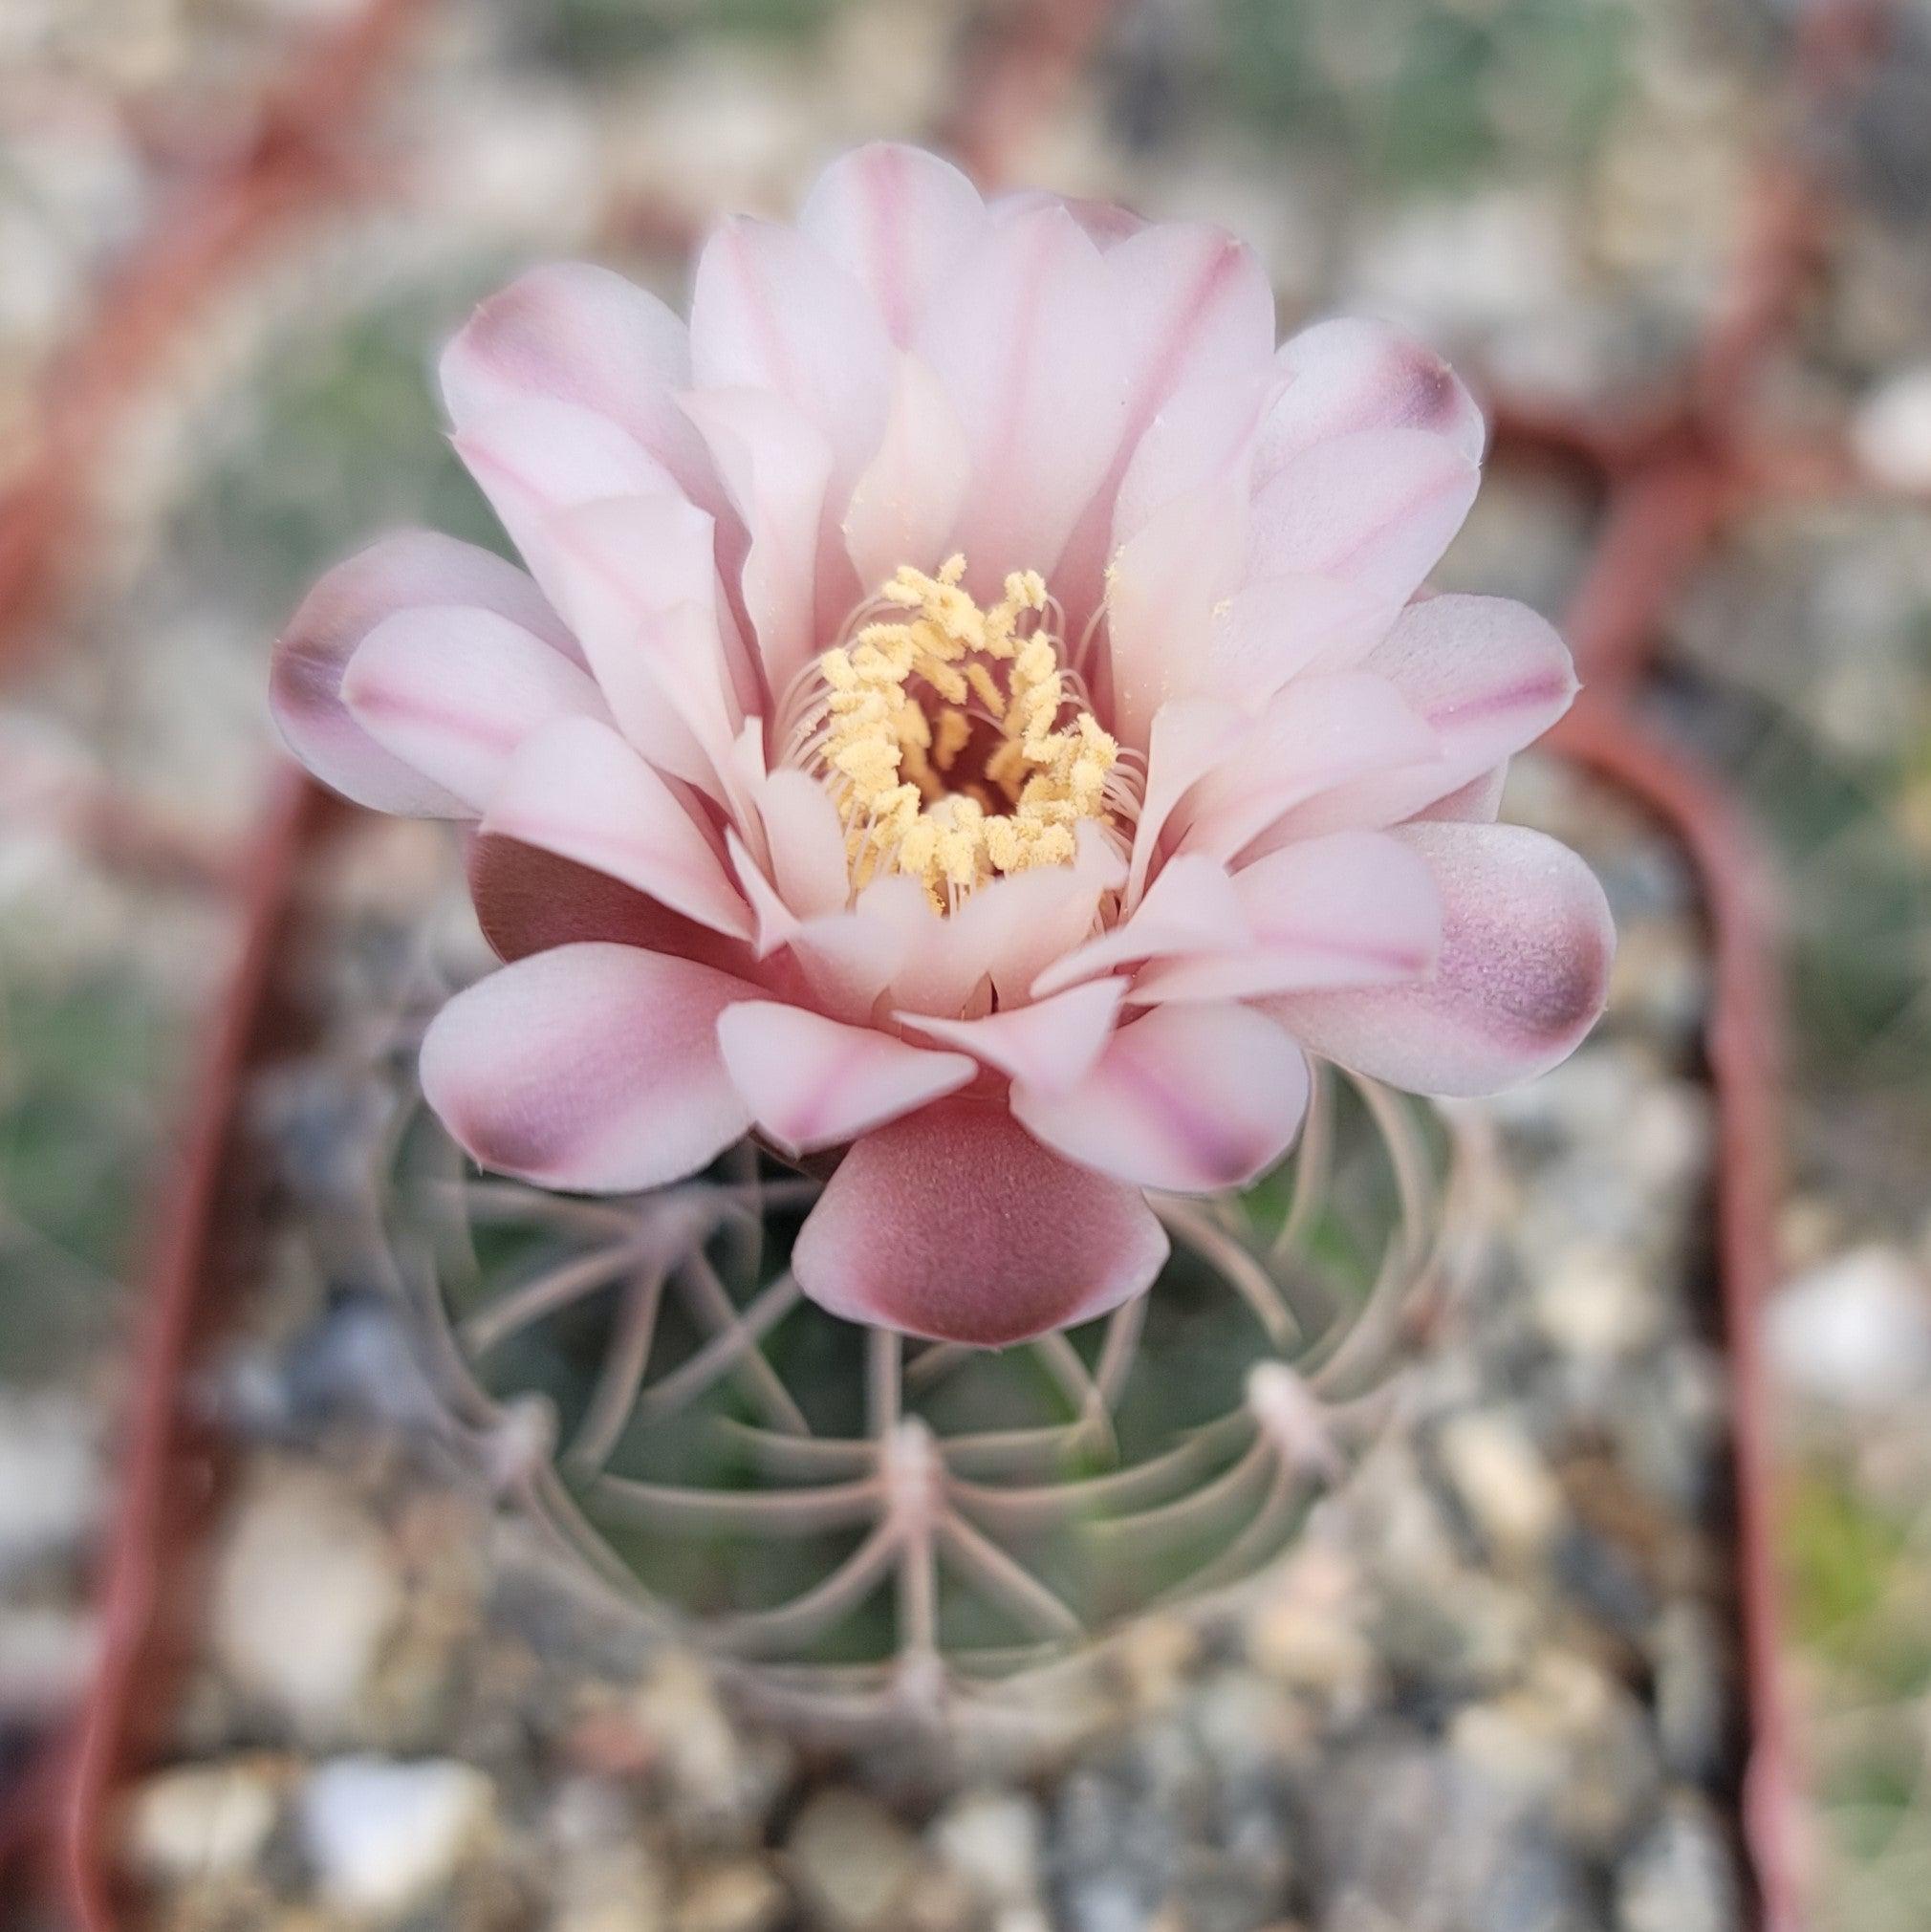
xmin=3 ymin=2 xmax=1931 ymax=1928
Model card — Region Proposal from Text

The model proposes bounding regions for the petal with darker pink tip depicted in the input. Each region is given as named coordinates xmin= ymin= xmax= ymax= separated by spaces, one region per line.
xmin=1267 ymin=822 xmax=1614 ymax=1096
xmin=900 ymin=976 xmax=1127 ymax=1096
xmin=420 ymin=944 xmax=759 ymax=1192
xmin=341 ymin=604 xmax=607 ymax=811
xmin=798 ymin=144 xmax=987 ymax=346
xmin=482 ymin=715 xmax=752 ymax=940
xmin=271 ymin=531 xmax=571 ymax=817
xmin=716 ymin=1002 xmax=973 ymax=1156
xmin=1011 ymin=1003 xmax=1311 ymax=1193
xmin=792 ymin=1098 xmax=1168 ymax=1344
xmin=1131 ymin=831 xmax=1442 ymax=1004
xmin=1283 ymin=595 xmax=1576 ymax=834
xmin=1256 ymin=317 xmax=1486 ymax=486
xmin=1248 ymin=427 xmax=1479 ymax=607
xmin=440 ymin=261 xmax=719 ymax=512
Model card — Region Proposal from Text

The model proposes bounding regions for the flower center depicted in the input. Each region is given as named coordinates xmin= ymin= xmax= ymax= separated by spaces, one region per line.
xmin=792 ymin=555 xmax=1123 ymax=910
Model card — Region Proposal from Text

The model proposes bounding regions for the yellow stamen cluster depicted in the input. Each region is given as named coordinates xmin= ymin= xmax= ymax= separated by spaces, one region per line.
xmin=814 ymin=556 xmax=1118 ymax=909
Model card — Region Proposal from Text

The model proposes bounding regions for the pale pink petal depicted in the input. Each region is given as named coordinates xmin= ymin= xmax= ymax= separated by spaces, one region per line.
xmin=482 ymin=715 xmax=753 ymax=941
xmin=1127 ymin=696 xmax=1248 ymax=906
xmin=798 ymin=143 xmax=987 ymax=346
xmin=1248 ymin=427 xmax=1479 ymax=606
xmin=450 ymin=396 xmax=676 ymax=582
xmin=754 ymin=768 xmax=851 ymax=919
xmin=990 ymin=188 xmax=1145 ymax=248
xmin=1031 ymin=855 xmax=1247 ymax=999
xmin=1104 ymin=481 xmax=1250 ymax=749
xmin=270 ymin=531 xmax=570 ymax=817
xmin=841 ymin=352 xmax=970 ymax=590
xmin=918 ymin=205 xmax=1126 ymax=587
xmin=1281 ymin=595 xmax=1575 ymax=833
xmin=726 ymin=826 xmax=803 ymax=958
xmin=1130 ymin=831 xmax=1442 ymax=1004
xmin=689 ymin=214 xmax=892 ymax=491
xmin=1176 ymin=671 xmax=1439 ymax=865
xmin=1056 ymin=221 xmax=1276 ymax=617
xmin=340 ymin=605 xmax=607 ymax=811
xmin=682 ymin=386 xmax=840 ymax=698
xmin=1012 ymin=1003 xmax=1310 ymax=1192
xmin=440 ymin=261 xmax=719 ymax=511
xmin=1267 ymin=823 xmax=1614 ymax=1096
xmin=1186 ymin=572 xmax=1396 ymax=702
xmin=1256 ymin=317 xmax=1486 ymax=488
xmin=536 ymin=494 xmax=742 ymax=792
xmin=1414 ymin=766 xmax=1508 ymax=823
xmin=420 ymin=944 xmax=759 ymax=1192
xmin=1110 ymin=366 xmax=1275 ymax=553
xmin=789 ymin=901 xmax=919 ymax=1023
xmin=716 ymin=1002 xmax=972 ymax=1156
xmin=792 ymin=1098 xmax=1168 ymax=1344
xmin=912 ymin=821 xmax=1124 ymax=1013
xmin=468 ymin=832 xmax=751 ymax=975
xmin=899 ymin=977 xmax=1127 ymax=1096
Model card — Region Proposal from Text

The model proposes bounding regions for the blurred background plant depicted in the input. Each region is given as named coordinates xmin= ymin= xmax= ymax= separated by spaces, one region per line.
xmin=3 ymin=1 xmax=1931 ymax=1928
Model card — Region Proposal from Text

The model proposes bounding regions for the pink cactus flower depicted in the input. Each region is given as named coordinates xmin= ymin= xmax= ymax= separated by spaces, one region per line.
xmin=271 ymin=144 xmax=1612 ymax=1347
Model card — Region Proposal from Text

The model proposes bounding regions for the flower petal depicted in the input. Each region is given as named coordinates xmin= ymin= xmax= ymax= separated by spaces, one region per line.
xmin=420 ymin=944 xmax=758 ymax=1192
xmin=1031 ymin=855 xmax=1247 ymax=998
xmin=1185 ymin=571 xmax=1396 ymax=703
xmin=1266 ymin=822 xmax=1614 ymax=1096
xmin=440 ymin=261 xmax=719 ymax=510
xmin=1177 ymin=671 xmax=1439 ymax=865
xmin=841 ymin=352 xmax=970 ymax=591
xmin=1256 ymin=317 xmax=1486 ymax=485
xmin=1056 ymin=220 xmax=1276 ymax=619
xmin=467 ymin=832 xmax=749 ymax=973
xmin=690 ymin=214 xmax=892 ymax=492
xmin=536 ymin=493 xmax=743 ymax=792
xmin=482 ymin=715 xmax=753 ymax=940
xmin=1127 ymin=696 xmax=1248 ymax=906
xmin=340 ymin=604 xmax=607 ymax=811
xmin=270 ymin=531 xmax=569 ymax=817
xmin=451 ymin=395 xmax=676 ymax=583
xmin=919 ymin=204 xmax=1126 ymax=586
xmin=681 ymin=386 xmax=839 ymax=700
xmin=792 ymin=1098 xmax=1168 ymax=1344
xmin=899 ymin=977 xmax=1127 ymax=1096
xmin=1131 ymin=831 xmax=1442 ymax=1004
xmin=899 ymin=821 xmax=1124 ymax=1014
xmin=716 ymin=1002 xmax=973 ymax=1155
xmin=1104 ymin=481 xmax=1250 ymax=749
xmin=1281 ymin=594 xmax=1576 ymax=833
xmin=798 ymin=143 xmax=987 ymax=346
xmin=1012 ymin=1003 xmax=1311 ymax=1192
xmin=1248 ymin=426 xmax=1479 ymax=607
xmin=753 ymin=768 xmax=851 ymax=920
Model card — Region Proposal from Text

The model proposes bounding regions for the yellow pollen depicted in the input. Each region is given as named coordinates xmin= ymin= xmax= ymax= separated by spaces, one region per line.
xmin=809 ymin=555 xmax=1120 ymax=909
